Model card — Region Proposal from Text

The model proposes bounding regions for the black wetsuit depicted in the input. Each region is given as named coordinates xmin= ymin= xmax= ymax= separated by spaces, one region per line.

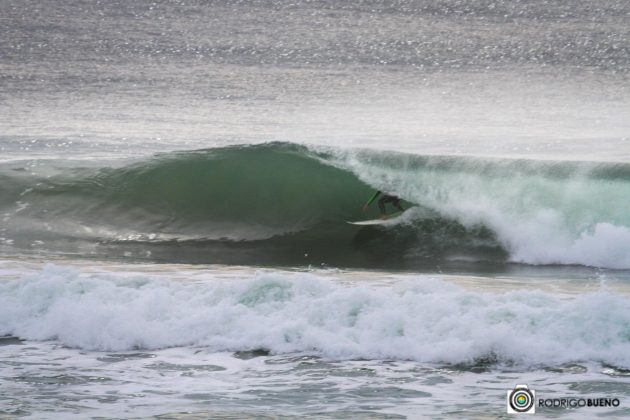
xmin=368 ymin=191 xmax=404 ymax=215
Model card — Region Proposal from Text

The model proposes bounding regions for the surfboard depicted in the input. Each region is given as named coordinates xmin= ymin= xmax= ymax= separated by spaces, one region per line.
xmin=347 ymin=211 xmax=405 ymax=226
xmin=347 ymin=219 xmax=391 ymax=226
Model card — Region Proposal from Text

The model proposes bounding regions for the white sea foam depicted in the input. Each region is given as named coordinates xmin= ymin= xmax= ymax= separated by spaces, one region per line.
xmin=1 ymin=265 xmax=629 ymax=367
xmin=326 ymin=150 xmax=630 ymax=269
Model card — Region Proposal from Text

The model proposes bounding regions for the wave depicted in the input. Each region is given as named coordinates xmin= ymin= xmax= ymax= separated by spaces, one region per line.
xmin=325 ymin=147 xmax=630 ymax=269
xmin=1 ymin=142 xmax=629 ymax=269
xmin=1 ymin=265 xmax=630 ymax=367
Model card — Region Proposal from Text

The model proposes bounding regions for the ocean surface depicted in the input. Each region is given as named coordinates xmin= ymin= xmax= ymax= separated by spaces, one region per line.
xmin=1 ymin=0 xmax=630 ymax=418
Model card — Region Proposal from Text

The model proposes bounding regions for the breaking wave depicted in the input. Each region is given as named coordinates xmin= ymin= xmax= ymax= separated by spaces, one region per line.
xmin=1 ymin=142 xmax=629 ymax=269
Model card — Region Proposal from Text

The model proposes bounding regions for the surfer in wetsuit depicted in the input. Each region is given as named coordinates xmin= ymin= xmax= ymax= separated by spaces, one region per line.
xmin=363 ymin=191 xmax=404 ymax=218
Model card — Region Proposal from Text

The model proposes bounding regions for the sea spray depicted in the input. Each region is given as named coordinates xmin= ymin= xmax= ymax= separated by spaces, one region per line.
xmin=324 ymin=147 xmax=630 ymax=268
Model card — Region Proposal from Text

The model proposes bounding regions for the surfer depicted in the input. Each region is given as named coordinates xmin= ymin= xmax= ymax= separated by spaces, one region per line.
xmin=362 ymin=191 xmax=404 ymax=218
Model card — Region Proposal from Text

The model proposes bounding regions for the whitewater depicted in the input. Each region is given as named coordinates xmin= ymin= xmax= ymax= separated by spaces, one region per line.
xmin=1 ymin=261 xmax=630 ymax=418
xmin=3 ymin=263 xmax=630 ymax=365
xmin=2 ymin=0 xmax=630 ymax=418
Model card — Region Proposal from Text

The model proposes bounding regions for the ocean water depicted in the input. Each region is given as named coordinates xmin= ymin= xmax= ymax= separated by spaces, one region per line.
xmin=1 ymin=0 xmax=630 ymax=418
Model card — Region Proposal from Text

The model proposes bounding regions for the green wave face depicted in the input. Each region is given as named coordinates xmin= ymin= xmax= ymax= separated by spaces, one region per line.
xmin=81 ymin=143 xmax=375 ymax=239
xmin=1 ymin=143 xmax=372 ymax=239
xmin=1 ymin=142 xmax=629 ymax=270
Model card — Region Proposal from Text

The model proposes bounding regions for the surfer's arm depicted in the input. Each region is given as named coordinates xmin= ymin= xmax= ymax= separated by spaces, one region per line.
xmin=363 ymin=191 xmax=381 ymax=210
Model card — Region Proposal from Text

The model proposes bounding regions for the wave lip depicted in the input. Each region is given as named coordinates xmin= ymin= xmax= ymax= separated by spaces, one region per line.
xmin=1 ymin=266 xmax=630 ymax=368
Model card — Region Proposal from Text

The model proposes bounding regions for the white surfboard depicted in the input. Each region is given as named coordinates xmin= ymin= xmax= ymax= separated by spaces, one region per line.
xmin=347 ymin=219 xmax=390 ymax=226
xmin=347 ymin=211 xmax=405 ymax=226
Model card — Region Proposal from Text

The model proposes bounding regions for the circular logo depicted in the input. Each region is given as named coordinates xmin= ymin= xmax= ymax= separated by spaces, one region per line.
xmin=509 ymin=387 xmax=534 ymax=413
